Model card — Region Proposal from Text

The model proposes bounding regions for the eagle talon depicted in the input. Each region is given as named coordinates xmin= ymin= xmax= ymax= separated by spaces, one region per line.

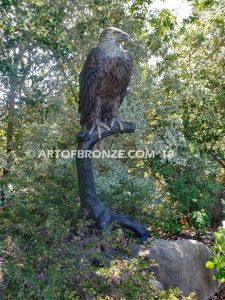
xmin=88 ymin=120 xmax=111 ymax=139
xmin=111 ymin=117 xmax=124 ymax=131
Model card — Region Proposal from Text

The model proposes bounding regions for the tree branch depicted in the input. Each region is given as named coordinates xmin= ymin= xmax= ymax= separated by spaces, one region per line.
xmin=76 ymin=120 xmax=150 ymax=243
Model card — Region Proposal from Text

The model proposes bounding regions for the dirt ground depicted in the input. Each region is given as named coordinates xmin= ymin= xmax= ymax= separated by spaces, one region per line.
xmin=209 ymin=284 xmax=225 ymax=300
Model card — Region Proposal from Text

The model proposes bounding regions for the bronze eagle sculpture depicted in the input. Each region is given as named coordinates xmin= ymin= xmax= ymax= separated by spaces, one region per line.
xmin=78 ymin=27 xmax=132 ymax=139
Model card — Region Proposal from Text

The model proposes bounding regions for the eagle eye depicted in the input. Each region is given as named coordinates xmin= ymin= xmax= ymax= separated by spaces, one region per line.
xmin=113 ymin=30 xmax=120 ymax=35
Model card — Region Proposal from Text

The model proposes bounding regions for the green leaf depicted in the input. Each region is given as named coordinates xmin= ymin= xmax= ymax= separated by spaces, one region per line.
xmin=214 ymin=232 xmax=221 ymax=240
xmin=206 ymin=261 xmax=214 ymax=269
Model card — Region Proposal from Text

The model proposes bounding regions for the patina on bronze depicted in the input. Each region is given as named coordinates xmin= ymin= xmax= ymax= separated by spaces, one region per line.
xmin=76 ymin=27 xmax=150 ymax=242
xmin=76 ymin=120 xmax=150 ymax=242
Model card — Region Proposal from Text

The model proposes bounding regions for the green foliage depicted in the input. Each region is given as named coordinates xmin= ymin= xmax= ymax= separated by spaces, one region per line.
xmin=206 ymin=227 xmax=225 ymax=282
xmin=0 ymin=0 xmax=225 ymax=297
xmin=150 ymin=200 xmax=183 ymax=235
xmin=0 ymin=208 xmax=193 ymax=299
xmin=100 ymin=178 xmax=182 ymax=235
xmin=191 ymin=210 xmax=209 ymax=231
xmin=151 ymin=156 xmax=220 ymax=218
xmin=191 ymin=0 xmax=218 ymax=11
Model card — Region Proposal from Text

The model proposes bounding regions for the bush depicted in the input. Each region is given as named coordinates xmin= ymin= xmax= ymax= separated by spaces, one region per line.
xmin=0 ymin=202 xmax=194 ymax=299
xmin=206 ymin=227 xmax=225 ymax=282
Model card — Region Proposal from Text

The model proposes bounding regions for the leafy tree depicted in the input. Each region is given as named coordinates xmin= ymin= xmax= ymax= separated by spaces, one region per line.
xmin=0 ymin=0 xmax=224 ymax=297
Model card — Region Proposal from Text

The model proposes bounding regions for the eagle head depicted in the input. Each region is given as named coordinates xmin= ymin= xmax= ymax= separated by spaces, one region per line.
xmin=99 ymin=27 xmax=130 ymax=44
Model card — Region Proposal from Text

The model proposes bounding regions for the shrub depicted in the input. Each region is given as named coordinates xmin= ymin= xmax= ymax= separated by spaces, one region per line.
xmin=0 ymin=203 xmax=194 ymax=299
xmin=206 ymin=227 xmax=225 ymax=282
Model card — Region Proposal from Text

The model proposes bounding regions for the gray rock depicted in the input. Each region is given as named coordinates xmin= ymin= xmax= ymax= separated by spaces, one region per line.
xmin=139 ymin=239 xmax=220 ymax=300
xmin=150 ymin=279 xmax=164 ymax=291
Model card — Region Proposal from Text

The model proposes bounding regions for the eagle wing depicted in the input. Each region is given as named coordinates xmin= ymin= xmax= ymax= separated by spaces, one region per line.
xmin=118 ymin=51 xmax=133 ymax=106
xmin=78 ymin=47 xmax=105 ymax=125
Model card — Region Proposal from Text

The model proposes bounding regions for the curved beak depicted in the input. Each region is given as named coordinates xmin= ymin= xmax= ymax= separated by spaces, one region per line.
xmin=120 ymin=32 xmax=130 ymax=42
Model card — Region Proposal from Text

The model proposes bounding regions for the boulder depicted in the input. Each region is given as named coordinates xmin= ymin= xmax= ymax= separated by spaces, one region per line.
xmin=150 ymin=279 xmax=164 ymax=291
xmin=139 ymin=239 xmax=220 ymax=300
